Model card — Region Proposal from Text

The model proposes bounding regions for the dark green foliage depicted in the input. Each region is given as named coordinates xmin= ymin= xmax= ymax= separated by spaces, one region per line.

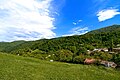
xmin=91 ymin=51 xmax=113 ymax=60
xmin=0 ymin=24 xmax=120 ymax=64
xmin=112 ymin=53 xmax=120 ymax=64
xmin=85 ymin=45 xmax=95 ymax=51
xmin=0 ymin=40 xmax=26 ymax=52
xmin=76 ymin=47 xmax=87 ymax=55
xmin=54 ymin=49 xmax=73 ymax=62
xmin=73 ymin=55 xmax=86 ymax=63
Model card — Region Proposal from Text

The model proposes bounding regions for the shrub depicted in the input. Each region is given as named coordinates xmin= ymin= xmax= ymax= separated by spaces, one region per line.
xmin=54 ymin=49 xmax=73 ymax=62
xmin=73 ymin=55 xmax=85 ymax=64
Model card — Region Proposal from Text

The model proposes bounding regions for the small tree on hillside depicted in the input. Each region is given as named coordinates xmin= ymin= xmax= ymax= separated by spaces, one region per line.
xmin=54 ymin=49 xmax=73 ymax=62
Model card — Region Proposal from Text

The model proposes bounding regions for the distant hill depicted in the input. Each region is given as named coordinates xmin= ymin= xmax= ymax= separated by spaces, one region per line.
xmin=0 ymin=40 xmax=25 ymax=52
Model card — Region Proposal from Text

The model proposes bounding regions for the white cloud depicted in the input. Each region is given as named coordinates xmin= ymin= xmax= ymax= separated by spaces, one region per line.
xmin=0 ymin=0 xmax=56 ymax=42
xmin=73 ymin=20 xmax=82 ymax=25
xmin=62 ymin=27 xmax=89 ymax=37
xmin=73 ymin=22 xmax=77 ymax=25
xmin=97 ymin=8 xmax=120 ymax=22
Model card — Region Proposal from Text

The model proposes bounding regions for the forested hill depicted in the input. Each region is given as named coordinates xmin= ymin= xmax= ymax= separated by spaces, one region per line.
xmin=0 ymin=25 xmax=120 ymax=64
xmin=87 ymin=25 xmax=120 ymax=34
xmin=0 ymin=24 xmax=120 ymax=53
xmin=0 ymin=41 xmax=26 ymax=52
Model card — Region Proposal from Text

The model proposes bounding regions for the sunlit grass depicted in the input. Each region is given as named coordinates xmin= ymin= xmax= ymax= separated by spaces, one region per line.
xmin=0 ymin=53 xmax=120 ymax=80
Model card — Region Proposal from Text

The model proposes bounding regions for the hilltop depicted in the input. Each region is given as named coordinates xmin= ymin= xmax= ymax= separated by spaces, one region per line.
xmin=87 ymin=25 xmax=120 ymax=34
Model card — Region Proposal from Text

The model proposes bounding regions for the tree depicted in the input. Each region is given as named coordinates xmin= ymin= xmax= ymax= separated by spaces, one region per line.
xmin=76 ymin=47 xmax=87 ymax=56
xmin=54 ymin=49 xmax=73 ymax=62
xmin=73 ymin=55 xmax=86 ymax=63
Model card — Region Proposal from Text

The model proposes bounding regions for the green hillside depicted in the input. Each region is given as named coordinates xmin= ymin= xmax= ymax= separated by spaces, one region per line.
xmin=0 ymin=25 xmax=120 ymax=64
xmin=0 ymin=53 xmax=120 ymax=80
xmin=0 ymin=40 xmax=25 ymax=52
xmin=1 ymin=25 xmax=120 ymax=52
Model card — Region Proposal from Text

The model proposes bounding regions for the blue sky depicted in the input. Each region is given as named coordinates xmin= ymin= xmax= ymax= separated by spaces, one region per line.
xmin=0 ymin=0 xmax=120 ymax=42
xmin=54 ymin=0 xmax=120 ymax=36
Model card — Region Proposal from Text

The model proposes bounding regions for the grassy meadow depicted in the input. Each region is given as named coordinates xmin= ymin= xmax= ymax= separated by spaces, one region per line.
xmin=0 ymin=52 xmax=120 ymax=80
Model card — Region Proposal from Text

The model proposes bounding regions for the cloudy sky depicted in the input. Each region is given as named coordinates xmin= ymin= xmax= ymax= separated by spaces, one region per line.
xmin=0 ymin=0 xmax=120 ymax=42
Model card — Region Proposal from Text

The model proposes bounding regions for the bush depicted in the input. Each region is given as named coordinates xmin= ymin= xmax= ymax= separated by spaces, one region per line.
xmin=54 ymin=49 xmax=73 ymax=62
xmin=73 ymin=55 xmax=85 ymax=64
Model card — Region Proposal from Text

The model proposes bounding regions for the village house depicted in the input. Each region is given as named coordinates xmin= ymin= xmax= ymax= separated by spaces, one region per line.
xmin=87 ymin=48 xmax=109 ymax=55
xmin=84 ymin=58 xmax=117 ymax=68
xmin=93 ymin=48 xmax=108 ymax=52
xmin=84 ymin=58 xmax=96 ymax=64
xmin=112 ymin=48 xmax=120 ymax=53
xmin=101 ymin=48 xmax=108 ymax=52
xmin=108 ymin=48 xmax=120 ymax=54
xmin=100 ymin=61 xmax=117 ymax=68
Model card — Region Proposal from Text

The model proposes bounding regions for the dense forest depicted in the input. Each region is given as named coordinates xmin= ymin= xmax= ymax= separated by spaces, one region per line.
xmin=0 ymin=25 xmax=120 ymax=65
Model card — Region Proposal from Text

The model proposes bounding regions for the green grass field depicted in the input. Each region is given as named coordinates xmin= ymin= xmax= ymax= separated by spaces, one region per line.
xmin=0 ymin=52 xmax=120 ymax=80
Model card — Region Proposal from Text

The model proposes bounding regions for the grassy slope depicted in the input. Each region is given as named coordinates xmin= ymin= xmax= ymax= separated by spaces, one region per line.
xmin=0 ymin=53 xmax=120 ymax=80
